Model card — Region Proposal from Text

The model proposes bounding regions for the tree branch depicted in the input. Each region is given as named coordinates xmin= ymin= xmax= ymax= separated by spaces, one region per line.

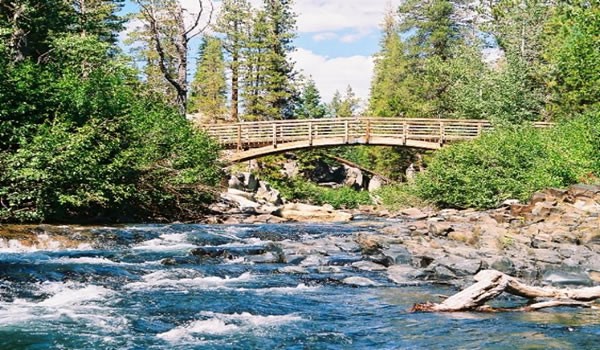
xmin=185 ymin=0 xmax=214 ymax=41
xmin=411 ymin=270 xmax=600 ymax=313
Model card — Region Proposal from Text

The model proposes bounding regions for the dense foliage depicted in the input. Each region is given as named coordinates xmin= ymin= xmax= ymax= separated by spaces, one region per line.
xmin=0 ymin=3 xmax=221 ymax=223
xmin=415 ymin=113 xmax=600 ymax=209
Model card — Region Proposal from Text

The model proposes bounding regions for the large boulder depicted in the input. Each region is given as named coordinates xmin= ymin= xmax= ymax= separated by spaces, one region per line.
xmin=343 ymin=165 xmax=367 ymax=190
xmin=274 ymin=203 xmax=353 ymax=223
xmin=255 ymin=181 xmax=283 ymax=205
xmin=220 ymin=192 xmax=261 ymax=214
xmin=368 ymin=175 xmax=384 ymax=192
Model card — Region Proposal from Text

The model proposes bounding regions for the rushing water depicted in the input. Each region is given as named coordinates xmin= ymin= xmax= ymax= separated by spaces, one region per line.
xmin=1 ymin=223 xmax=599 ymax=349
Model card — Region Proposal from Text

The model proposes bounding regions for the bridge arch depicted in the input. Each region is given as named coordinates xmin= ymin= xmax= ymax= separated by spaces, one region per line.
xmin=203 ymin=118 xmax=551 ymax=163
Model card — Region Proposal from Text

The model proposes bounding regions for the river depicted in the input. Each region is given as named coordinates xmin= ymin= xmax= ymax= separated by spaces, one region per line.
xmin=1 ymin=222 xmax=598 ymax=349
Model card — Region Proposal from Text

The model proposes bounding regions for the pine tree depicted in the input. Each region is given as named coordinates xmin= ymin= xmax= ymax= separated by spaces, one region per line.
xmin=189 ymin=36 xmax=227 ymax=121
xmin=369 ymin=7 xmax=412 ymax=117
xmin=72 ymin=0 xmax=125 ymax=43
xmin=296 ymin=77 xmax=327 ymax=119
xmin=243 ymin=0 xmax=297 ymax=120
xmin=330 ymin=85 xmax=360 ymax=118
xmin=213 ymin=0 xmax=252 ymax=122
xmin=242 ymin=8 xmax=268 ymax=120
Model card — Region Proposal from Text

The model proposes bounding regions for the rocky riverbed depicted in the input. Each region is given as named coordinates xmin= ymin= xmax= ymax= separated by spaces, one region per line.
xmin=2 ymin=184 xmax=599 ymax=289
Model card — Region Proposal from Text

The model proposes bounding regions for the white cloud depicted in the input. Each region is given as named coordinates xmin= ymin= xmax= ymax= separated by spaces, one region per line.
xmin=291 ymin=48 xmax=374 ymax=103
xmin=294 ymin=0 xmax=403 ymax=34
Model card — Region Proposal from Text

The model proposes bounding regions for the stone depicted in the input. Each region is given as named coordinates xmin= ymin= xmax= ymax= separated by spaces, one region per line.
xmin=352 ymin=260 xmax=388 ymax=271
xmin=241 ymin=172 xmax=258 ymax=192
xmin=278 ymin=266 xmax=308 ymax=274
xmin=381 ymin=246 xmax=412 ymax=264
xmin=342 ymin=276 xmax=378 ymax=287
xmin=387 ymin=265 xmax=422 ymax=284
xmin=400 ymin=208 xmax=428 ymax=220
xmin=220 ymin=192 xmax=260 ymax=214
xmin=568 ymin=184 xmax=600 ymax=199
xmin=228 ymin=174 xmax=244 ymax=190
xmin=368 ymin=176 xmax=384 ymax=192
xmin=428 ymin=222 xmax=453 ymax=237
xmin=433 ymin=255 xmax=482 ymax=276
xmin=255 ymin=181 xmax=283 ymax=206
xmin=343 ymin=166 xmax=367 ymax=190
xmin=274 ymin=203 xmax=353 ymax=223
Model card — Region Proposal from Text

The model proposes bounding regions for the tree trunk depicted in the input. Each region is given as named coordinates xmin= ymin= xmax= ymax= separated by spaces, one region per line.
xmin=411 ymin=270 xmax=600 ymax=313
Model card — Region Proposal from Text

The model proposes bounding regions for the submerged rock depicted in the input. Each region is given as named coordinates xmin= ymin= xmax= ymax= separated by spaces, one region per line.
xmin=342 ymin=276 xmax=378 ymax=287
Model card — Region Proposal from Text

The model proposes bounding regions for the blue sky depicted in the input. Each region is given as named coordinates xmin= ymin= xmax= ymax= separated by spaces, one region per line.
xmin=122 ymin=0 xmax=402 ymax=103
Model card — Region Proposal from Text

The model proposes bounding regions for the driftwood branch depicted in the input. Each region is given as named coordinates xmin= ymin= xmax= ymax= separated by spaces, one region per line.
xmin=412 ymin=270 xmax=600 ymax=312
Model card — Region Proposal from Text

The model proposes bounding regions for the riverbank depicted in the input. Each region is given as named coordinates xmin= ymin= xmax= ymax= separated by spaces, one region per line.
xmin=2 ymin=184 xmax=598 ymax=288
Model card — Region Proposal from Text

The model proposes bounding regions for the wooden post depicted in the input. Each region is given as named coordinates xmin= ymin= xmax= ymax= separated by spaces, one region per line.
xmin=366 ymin=119 xmax=371 ymax=144
xmin=403 ymin=121 xmax=408 ymax=145
xmin=439 ymin=121 xmax=445 ymax=145
xmin=237 ymin=124 xmax=242 ymax=150
xmin=344 ymin=120 xmax=349 ymax=143
xmin=272 ymin=124 xmax=277 ymax=148
xmin=308 ymin=122 xmax=313 ymax=146
xmin=477 ymin=122 xmax=483 ymax=137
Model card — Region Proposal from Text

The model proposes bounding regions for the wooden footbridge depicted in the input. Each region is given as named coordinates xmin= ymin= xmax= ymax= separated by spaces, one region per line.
xmin=203 ymin=118 xmax=552 ymax=163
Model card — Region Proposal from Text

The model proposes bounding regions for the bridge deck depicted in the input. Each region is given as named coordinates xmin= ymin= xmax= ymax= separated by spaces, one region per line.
xmin=203 ymin=118 xmax=552 ymax=162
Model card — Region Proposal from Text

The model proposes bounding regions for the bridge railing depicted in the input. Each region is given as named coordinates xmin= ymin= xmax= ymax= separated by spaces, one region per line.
xmin=203 ymin=118 xmax=552 ymax=150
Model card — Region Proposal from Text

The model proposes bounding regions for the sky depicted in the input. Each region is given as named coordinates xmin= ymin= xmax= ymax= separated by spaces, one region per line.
xmin=122 ymin=0 xmax=403 ymax=103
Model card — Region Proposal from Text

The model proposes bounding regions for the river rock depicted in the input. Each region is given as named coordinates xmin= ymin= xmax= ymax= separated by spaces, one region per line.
xmin=228 ymin=174 xmax=244 ymax=190
xmin=274 ymin=203 xmax=353 ymax=223
xmin=343 ymin=165 xmax=366 ymax=190
xmin=352 ymin=260 xmax=387 ymax=271
xmin=278 ymin=266 xmax=308 ymax=274
xmin=368 ymin=176 xmax=384 ymax=192
xmin=400 ymin=208 xmax=428 ymax=220
xmin=242 ymin=172 xmax=259 ymax=192
xmin=342 ymin=276 xmax=378 ymax=287
xmin=220 ymin=192 xmax=261 ymax=214
xmin=387 ymin=265 xmax=422 ymax=285
xmin=255 ymin=181 xmax=283 ymax=205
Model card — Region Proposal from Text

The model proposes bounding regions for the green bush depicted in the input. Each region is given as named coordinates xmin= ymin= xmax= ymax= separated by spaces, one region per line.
xmin=270 ymin=178 xmax=371 ymax=209
xmin=375 ymin=183 xmax=429 ymax=211
xmin=0 ymin=37 xmax=222 ymax=223
xmin=415 ymin=114 xmax=600 ymax=209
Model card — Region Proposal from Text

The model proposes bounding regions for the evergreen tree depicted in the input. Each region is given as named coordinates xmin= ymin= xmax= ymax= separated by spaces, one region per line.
xmin=189 ymin=36 xmax=227 ymax=121
xmin=296 ymin=77 xmax=327 ymax=119
xmin=243 ymin=0 xmax=297 ymax=120
xmin=72 ymin=0 xmax=125 ymax=43
xmin=330 ymin=85 xmax=360 ymax=118
xmin=369 ymin=7 xmax=412 ymax=117
xmin=214 ymin=0 xmax=252 ymax=121
xmin=543 ymin=1 xmax=599 ymax=117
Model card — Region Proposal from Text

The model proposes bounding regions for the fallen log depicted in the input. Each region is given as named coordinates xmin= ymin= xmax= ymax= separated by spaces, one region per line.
xmin=411 ymin=270 xmax=600 ymax=312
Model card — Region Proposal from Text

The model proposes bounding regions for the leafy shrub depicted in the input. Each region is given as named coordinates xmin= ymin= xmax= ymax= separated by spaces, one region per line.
xmin=375 ymin=183 xmax=430 ymax=211
xmin=270 ymin=178 xmax=371 ymax=209
xmin=0 ymin=37 xmax=222 ymax=223
xmin=415 ymin=114 xmax=600 ymax=209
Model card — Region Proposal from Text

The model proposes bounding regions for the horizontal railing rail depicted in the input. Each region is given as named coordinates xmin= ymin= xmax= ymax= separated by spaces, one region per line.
xmin=202 ymin=117 xmax=553 ymax=153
